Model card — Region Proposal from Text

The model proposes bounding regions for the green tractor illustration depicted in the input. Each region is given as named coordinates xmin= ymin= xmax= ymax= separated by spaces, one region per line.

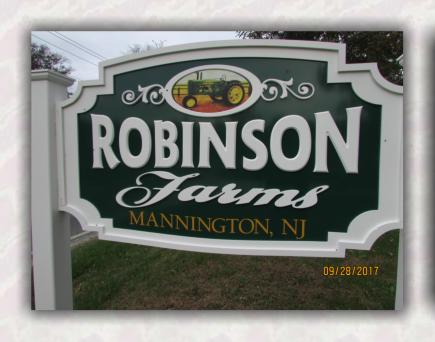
xmin=182 ymin=71 xmax=247 ymax=109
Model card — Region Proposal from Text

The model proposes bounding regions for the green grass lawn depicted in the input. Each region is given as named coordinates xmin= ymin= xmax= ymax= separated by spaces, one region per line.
xmin=72 ymin=230 xmax=400 ymax=310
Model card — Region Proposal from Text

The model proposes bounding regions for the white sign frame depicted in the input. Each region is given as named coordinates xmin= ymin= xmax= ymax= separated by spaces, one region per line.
xmin=58 ymin=40 xmax=403 ymax=257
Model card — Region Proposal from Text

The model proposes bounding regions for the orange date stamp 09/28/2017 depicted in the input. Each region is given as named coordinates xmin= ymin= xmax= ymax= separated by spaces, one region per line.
xmin=322 ymin=265 xmax=380 ymax=277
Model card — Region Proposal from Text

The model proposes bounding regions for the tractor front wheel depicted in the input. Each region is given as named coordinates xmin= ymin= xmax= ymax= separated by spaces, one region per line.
xmin=182 ymin=95 xmax=197 ymax=109
xmin=224 ymin=82 xmax=245 ymax=106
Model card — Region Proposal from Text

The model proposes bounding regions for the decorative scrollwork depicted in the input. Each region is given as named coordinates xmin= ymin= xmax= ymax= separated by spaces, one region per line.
xmin=121 ymin=74 xmax=315 ymax=108
xmin=121 ymin=84 xmax=165 ymax=105
xmin=261 ymin=78 xmax=315 ymax=102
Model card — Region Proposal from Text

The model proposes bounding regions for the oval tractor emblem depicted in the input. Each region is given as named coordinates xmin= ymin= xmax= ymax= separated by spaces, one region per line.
xmin=164 ymin=65 xmax=262 ymax=117
xmin=172 ymin=68 xmax=251 ymax=113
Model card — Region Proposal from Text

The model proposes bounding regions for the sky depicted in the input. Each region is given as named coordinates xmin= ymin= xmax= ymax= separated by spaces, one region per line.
xmin=31 ymin=31 xmax=240 ymax=91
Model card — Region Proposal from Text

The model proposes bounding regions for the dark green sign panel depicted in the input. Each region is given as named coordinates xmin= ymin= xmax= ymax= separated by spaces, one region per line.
xmin=60 ymin=41 xmax=402 ymax=256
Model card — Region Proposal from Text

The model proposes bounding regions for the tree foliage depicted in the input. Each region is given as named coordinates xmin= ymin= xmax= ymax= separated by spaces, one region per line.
xmin=237 ymin=31 xmax=403 ymax=85
xmin=31 ymin=42 xmax=72 ymax=75
xmin=123 ymin=40 xmax=165 ymax=55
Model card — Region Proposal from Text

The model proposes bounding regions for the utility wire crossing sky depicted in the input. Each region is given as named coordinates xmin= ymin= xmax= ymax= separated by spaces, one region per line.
xmin=31 ymin=31 xmax=239 ymax=90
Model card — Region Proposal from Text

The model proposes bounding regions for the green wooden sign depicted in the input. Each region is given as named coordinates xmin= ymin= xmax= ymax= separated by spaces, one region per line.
xmin=59 ymin=40 xmax=403 ymax=256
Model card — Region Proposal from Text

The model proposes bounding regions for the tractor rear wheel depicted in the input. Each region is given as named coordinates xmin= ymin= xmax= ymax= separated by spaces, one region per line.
xmin=224 ymin=82 xmax=245 ymax=106
xmin=182 ymin=95 xmax=197 ymax=109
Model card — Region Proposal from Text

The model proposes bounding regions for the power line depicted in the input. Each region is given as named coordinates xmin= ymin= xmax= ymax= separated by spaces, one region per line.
xmin=49 ymin=31 xmax=107 ymax=60
xmin=31 ymin=34 xmax=98 ymax=66
xmin=48 ymin=32 xmax=103 ymax=61
xmin=57 ymin=32 xmax=107 ymax=59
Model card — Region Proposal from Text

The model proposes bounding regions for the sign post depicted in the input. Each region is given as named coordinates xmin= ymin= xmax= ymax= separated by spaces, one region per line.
xmin=31 ymin=70 xmax=74 ymax=310
xmin=395 ymin=230 xmax=404 ymax=309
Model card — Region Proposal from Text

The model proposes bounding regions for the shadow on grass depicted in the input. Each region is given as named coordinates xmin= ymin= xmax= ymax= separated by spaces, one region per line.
xmin=72 ymin=230 xmax=400 ymax=310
